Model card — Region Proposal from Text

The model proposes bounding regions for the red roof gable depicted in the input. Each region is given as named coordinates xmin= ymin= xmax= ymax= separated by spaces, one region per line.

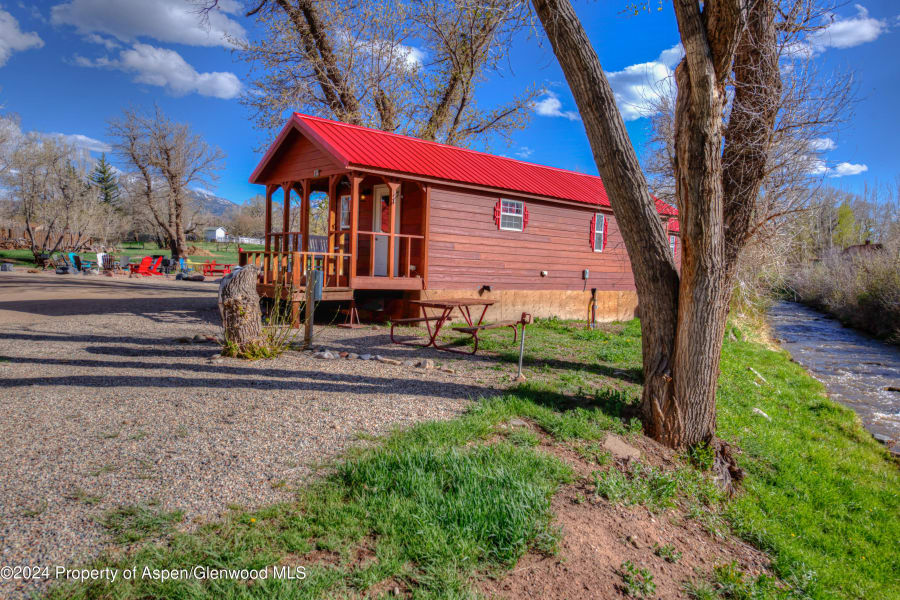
xmin=251 ymin=113 xmax=676 ymax=217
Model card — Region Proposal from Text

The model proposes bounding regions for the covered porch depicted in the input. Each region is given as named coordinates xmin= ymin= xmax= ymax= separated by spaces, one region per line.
xmin=238 ymin=172 xmax=430 ymax=311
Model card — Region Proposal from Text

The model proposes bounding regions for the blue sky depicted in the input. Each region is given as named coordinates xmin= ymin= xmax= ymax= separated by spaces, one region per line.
xmin=0 ymin=1 xmax=897 ymax=203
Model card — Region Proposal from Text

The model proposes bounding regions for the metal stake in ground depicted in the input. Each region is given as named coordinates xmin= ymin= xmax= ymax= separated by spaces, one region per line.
xmin=515 ymin=312 xmax=531 ymax=383
xmin=304 ymin=272 xmax=314 ymax=348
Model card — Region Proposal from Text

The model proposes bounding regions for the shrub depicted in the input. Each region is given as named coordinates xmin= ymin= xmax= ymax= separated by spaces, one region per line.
xmin=790 ymin=247 xmax=900 ymax=342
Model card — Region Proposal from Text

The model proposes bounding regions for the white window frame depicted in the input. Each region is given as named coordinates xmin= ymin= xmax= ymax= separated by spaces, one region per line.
xmin=339 ymin=195 xmax=351 ymax=229
xmin=669 ymin=234 xmax=677 ymax=257
xmin=593 ymin=212 xmax=606 ymax=252
xmin=499 ymin=199 xmax=524 ymax=231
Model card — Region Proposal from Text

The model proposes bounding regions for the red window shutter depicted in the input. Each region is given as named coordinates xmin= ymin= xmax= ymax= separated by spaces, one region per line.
xmin=493 ymin=199 xmax=501 ymax=229
xmin=602 ymin=215 xmax=608 ymax=251
xmin=589 ymin=214 xmax=597 ymax=250
xmin=523 ymin=205 xmax=529 ymax=230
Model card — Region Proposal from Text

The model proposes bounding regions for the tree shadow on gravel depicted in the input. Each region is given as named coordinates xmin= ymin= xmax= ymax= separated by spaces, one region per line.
xmin=0 ymin=297 xmax=219 ymax=324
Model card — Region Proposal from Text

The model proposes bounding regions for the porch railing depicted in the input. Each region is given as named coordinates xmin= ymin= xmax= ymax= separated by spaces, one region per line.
xmin=239 ymin=250 xmax=350 ymax=289
xmin=355 ymin=231 xmax=424 ymax=278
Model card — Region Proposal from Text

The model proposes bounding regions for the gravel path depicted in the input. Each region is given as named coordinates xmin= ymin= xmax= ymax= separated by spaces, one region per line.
xmin=0 ymin=272 xmax=508 ymax=598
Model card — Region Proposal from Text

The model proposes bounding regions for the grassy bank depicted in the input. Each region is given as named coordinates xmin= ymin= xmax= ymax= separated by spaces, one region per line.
xmin=44 ymin=320 xmax=898 ymax=599
xmin=0 ymin=242 xmax=263 ymax=269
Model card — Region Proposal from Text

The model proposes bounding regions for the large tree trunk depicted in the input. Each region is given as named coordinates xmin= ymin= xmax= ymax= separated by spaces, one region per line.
xmin=530 ymin=0 xmax=681 ymax=443
xmin=220 ymin=266 xmax=263 ymax=353
xmin=531 ymin=0 xmax=774 ymax=456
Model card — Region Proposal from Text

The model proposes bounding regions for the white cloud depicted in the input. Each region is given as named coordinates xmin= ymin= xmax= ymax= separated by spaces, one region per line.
xmin=829 ymin=162 xmax=868 ymax=177
xmin=0 ymin=8 xmax=44 ymax=66
xmin=606 ymin=43 xmax=683 ymax=121
xmin=811 ymin=137 xmax=837 ymax=152
xmin=809 ymin=159 xmax=868 ymax=177
xmin=401 ymin=45 xmax=424 ymax=68
xmin=807 ymin=5 xmax=889 ymax=52
xmin=76 ymin=43 xmax=242 ymax=99
xmin=48 ymin=132 xmax=111 ymax=154
xmin=50 ymin=0 xmax=246 ymax=48
xmin=532 ymin=90 xmax=580 ymax=121
xmin=84 ymin=33 xmax=120 ymax=50
xmin=515 ymin=146 xmax=533 ymax=159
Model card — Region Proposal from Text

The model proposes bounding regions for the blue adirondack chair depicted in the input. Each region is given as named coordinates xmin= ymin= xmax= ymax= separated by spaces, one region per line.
xmin=68 ymin=252 xmax=92 ymax=271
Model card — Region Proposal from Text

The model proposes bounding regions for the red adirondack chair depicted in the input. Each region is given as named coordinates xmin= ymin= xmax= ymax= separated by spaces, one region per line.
xmin=130 ymin=256 xmax=163 ymax=276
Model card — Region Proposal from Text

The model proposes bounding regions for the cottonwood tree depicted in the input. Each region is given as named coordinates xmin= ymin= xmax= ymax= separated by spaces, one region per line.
xmin=640 ymin=2 xmax=853 ymax=319
xmin=3 ymin=136 xmax=106 ymax=259
xmin=109 ymin=108 xmax=224 ymax=258
xmin=644 ymin=2 xmax=853 ymax=244
xmin=200 ymin=0 xmax=535 ymax=147
xmin=531 ymin=0 xmax=788 ymax=477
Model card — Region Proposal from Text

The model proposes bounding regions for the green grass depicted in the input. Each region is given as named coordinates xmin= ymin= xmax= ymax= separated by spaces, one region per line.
xmin=653 ymin=543 xmax=682 ymax=563
xmin=0 ymin=241 xmax=264 ymax=269
xmin=620 ymin=560 xmax=657 ymax=599
xmin=44 ymin=318 xmax=899 ymax=599
xmin=46 ymin=415 xmax=575 ymax=599
xmin=684 ymin=561 xmax=803 ymax=600
xmin=100 ymin=503 xmax=185 ymax=544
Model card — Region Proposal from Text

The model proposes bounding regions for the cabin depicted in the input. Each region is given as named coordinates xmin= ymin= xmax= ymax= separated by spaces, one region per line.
xmin=242 ymin=113 xmax=679 ymax=325
xmin=204 ymin=226 xmax=227 ymax=242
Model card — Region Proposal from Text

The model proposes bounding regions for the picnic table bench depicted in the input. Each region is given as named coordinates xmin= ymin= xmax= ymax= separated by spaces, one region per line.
xmin=391 ymin=298 xmax=531 ymax=354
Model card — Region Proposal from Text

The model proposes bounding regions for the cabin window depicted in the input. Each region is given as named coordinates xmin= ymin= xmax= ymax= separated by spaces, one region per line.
xmin=669 ymin=234 xmax=678 ymax=258
xmin=339 ymin=195 xmax=351 ymax=229
xmin=499 ymin=199 xmax=525 ymax=231
xmin=592 ymin=213 xmax=607 ymax=252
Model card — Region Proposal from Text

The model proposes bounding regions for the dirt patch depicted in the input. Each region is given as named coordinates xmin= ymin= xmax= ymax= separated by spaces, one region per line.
xmin=366 ymin=577 xmax=410 ymax=599
xmin=187 ymin=246 xmax=214 ymax=256
xmin=480 ymin=428 xmax=771 ymax=599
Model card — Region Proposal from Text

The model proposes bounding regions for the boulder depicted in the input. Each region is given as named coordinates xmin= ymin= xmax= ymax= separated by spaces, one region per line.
xmin=602 ymin=435 xmax=641 ymax=461
xmin=752 ymin=407 xmax=772 ymax=421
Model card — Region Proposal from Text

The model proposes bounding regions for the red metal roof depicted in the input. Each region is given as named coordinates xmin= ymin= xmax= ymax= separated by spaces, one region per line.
xmin=252 ymin=112 xmax=676 ymax=216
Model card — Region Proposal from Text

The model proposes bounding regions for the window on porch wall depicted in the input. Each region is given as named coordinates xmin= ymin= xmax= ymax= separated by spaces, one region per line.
xmin=340 ymin=195 xmax=351 ymax=229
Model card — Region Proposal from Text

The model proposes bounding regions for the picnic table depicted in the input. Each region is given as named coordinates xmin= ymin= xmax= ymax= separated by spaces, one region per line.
xmin=200 ymin=261 xmax=235 ymax=276
xmin=390 ymin=298 xmax=524 ymax=354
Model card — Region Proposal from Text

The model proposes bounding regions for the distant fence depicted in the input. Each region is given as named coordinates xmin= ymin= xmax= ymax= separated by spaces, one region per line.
xmin=229 ymin=235 xmax=264 ymax=245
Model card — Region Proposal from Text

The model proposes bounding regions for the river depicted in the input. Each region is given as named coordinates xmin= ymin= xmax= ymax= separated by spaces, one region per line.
xmin=768 ymin=301 xmax=900 ymax=455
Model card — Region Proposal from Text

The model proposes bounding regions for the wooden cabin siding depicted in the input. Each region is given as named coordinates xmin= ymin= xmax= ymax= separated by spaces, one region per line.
xmin=427 ymin=186 xmax=635 ymax=291
xmin=255 ymin=130 xmax=343 ymax=185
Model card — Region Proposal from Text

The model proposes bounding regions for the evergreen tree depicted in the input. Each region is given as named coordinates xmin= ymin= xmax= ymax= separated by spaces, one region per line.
xmin=90 ymin=153 xmax=119 ymax=204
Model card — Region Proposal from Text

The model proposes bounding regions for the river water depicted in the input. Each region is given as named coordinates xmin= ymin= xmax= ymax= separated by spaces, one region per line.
xmin=768 ymin=301 xmax=900 ymax=454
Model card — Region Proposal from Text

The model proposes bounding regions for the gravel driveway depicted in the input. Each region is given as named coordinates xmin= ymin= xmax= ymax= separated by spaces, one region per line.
xmin=0 ymin=272 xmax=507 ymax=598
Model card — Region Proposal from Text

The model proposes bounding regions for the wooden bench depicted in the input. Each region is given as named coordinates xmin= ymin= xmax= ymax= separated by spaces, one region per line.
xmin=452 ymin=320 xmax=520 ymax=336
xmin=390 ymin=316 xmax=445 ymax=346
xmin=451 ymin=313 xmax=532 ymax=354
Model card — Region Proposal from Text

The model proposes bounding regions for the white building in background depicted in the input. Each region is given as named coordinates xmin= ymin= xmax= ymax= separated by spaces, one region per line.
xmin=204 ymin=227 xmax=226 ymax=242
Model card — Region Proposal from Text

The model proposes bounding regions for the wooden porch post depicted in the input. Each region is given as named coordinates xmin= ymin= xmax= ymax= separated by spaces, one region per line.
xmin=301 ymin=178 xmax=311 ymax=254
xmin=422 ymin=185 xmax=431 ymax=289
xmin=327 ymin=175 xmax=339 ymax=281
xmin=264 ymin=185 xmax=274 ymax=252
xmin=349 ymin=173 xmax=362 ymax=280
xmin=386 ymin=180 xmax=400 ymax=278
xmin=264 ymin=184 xmax=274 ymax=281
xmin=281 ymin=183 xmax=291 ymax=252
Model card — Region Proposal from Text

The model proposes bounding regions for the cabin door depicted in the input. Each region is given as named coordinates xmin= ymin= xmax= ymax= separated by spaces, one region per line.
xmin=372 ymin=184 xmax=401 ymax=277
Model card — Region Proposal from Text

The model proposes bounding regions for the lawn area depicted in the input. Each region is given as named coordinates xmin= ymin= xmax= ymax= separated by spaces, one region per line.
xmin=0 ymin=242 xmax=263 ymax=269
xmin=43 ymin=319 xmax=898 ymax=600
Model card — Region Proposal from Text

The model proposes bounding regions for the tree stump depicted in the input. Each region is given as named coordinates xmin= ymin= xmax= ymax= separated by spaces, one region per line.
xmin=220 ymin=266 xmax=262 ymax=354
